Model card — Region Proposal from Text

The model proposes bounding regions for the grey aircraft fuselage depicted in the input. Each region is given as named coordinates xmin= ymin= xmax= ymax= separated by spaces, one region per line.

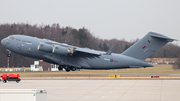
xmin=1 ymin=32 xmax=175 ymax=71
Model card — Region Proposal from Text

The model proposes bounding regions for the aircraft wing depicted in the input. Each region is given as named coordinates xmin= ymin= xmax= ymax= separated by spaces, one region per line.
xmin=73 ymin=48 xmax=101 ymax=59
xmin=44 ymin=41 xmax=101 ymax=58
xmin=74 ymin=48 xmax=101 ymax=56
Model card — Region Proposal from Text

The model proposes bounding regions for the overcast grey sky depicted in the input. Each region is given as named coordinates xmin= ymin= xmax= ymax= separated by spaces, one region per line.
xmin=0 ymin=0 xmax=180 ymax=45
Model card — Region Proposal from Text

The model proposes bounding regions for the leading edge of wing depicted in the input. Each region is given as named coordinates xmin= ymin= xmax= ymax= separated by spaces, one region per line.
xmin=74 ymin=48 xmax=101 ymax=56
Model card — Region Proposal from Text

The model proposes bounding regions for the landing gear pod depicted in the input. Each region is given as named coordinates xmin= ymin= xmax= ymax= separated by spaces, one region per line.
xmin=1 ymin=74 xmax=21 ymax=83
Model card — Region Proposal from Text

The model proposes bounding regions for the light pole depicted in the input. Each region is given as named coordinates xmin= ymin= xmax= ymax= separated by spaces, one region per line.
xmin=6 ymin=49 xmax=11 ymax=71
xmin=7 ymin=57 xmax=9 ymax=70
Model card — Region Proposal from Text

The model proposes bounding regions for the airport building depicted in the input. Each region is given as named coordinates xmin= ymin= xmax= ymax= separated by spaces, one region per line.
xmin=30 ymin=60 xmax=59 ymax=71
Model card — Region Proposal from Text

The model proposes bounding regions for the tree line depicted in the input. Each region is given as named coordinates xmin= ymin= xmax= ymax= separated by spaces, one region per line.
xmin=0 ymin=23 xmax=180 ymax=67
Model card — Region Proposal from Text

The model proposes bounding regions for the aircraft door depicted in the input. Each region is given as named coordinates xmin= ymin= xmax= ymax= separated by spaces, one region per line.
xmin=25 ymin=44 xmax=32 ymax=52
xmin=16 ymin=40 xmax=24 ymax=53
xmin=20 ymin=44 xmax=25 ymax=53
xmin=24 ymin=41 xmax=33 ymax=53
xmin=16 ymin=41 xmax=21 ymax=51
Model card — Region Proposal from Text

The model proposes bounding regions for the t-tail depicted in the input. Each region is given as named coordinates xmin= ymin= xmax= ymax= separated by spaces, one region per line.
xmin=121 ymin=32 xmax=176 ymax=60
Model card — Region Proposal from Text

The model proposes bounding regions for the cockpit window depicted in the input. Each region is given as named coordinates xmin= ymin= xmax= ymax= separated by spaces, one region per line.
xmin=9 ymin=36 xmax=14 ymax=40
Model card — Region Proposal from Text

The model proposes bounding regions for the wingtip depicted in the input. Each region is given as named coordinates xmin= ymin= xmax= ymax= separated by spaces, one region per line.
xmin=174 ymin=39 xmax=179 ymax=41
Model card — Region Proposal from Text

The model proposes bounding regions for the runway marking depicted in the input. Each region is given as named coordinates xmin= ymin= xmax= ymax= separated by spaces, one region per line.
xmin=73 ymin=80 xmax=112 ymax=101
xmin=117 ymin=80 xmax=138 ymax=100
xmin=160 ymin=80 xmax=163 ymax=101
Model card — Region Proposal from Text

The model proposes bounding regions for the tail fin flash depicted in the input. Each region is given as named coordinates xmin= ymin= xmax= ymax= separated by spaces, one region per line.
xmin=121 ymin=32 xmax=176 ymax=60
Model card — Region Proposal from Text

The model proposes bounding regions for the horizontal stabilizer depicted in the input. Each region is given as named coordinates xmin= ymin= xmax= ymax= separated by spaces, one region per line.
xmin=150 ymin=33 xmax=175 ymax=42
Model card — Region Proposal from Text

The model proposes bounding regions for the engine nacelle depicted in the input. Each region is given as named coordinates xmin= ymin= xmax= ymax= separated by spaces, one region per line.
xmin=52 ymin=45 xmax=72 ymax=55
xmin=37 ymin=42 xmax=53 ymax=52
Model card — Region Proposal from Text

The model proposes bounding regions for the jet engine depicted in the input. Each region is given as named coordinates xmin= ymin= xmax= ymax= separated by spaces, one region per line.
xmin=52 ymin=45 xmax=73 ymax=55
xmin=37 ymin=42 xmax=53 ymax=52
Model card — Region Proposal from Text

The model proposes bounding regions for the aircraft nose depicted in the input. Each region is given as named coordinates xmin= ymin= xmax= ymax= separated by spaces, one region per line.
xmin=1 ymin=38 xmax=6 ymax=46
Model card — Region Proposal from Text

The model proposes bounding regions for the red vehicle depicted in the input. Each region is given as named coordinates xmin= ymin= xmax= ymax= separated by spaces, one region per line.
xmin=1 ymin=74 xmax=21 ymax=83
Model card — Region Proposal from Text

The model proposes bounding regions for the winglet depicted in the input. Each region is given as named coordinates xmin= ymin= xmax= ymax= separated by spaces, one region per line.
xmin=104 ymin=46 xmax=114 ymax=55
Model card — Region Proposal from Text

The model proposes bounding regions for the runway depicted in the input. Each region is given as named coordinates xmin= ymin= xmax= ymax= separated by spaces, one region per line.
xmin=21 ymin=74 xmax=180 ymax=77
xmin=19 ymin=74 xmax=180 ymax=80
xmin=1 ymin=80 xmax=180 ymax=101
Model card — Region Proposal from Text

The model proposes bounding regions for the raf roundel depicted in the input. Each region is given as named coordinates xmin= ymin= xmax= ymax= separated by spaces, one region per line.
xmin=110 ymin=59 xmax=113 ymax=62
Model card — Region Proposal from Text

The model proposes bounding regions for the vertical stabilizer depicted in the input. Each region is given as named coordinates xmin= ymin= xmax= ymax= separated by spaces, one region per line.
xmin=121 ymin=32 xmax=175 ymax=60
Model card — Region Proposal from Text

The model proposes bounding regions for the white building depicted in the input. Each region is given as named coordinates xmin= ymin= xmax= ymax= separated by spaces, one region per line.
xmin=51 ymin=64 xmax=59 ymax=71
xmin=30 ymin=61 xmax=59 ymax=71
xmin=30 ymin=61 xmax=43 ymax=71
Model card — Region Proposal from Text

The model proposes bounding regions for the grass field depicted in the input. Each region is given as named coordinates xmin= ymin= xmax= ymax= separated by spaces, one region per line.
xmin=0 ymin=65 xmax=180 ymax=76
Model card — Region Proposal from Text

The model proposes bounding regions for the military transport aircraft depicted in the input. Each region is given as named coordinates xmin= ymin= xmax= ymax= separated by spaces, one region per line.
xmin=1 ymin=32 xmax=175 ymax=72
